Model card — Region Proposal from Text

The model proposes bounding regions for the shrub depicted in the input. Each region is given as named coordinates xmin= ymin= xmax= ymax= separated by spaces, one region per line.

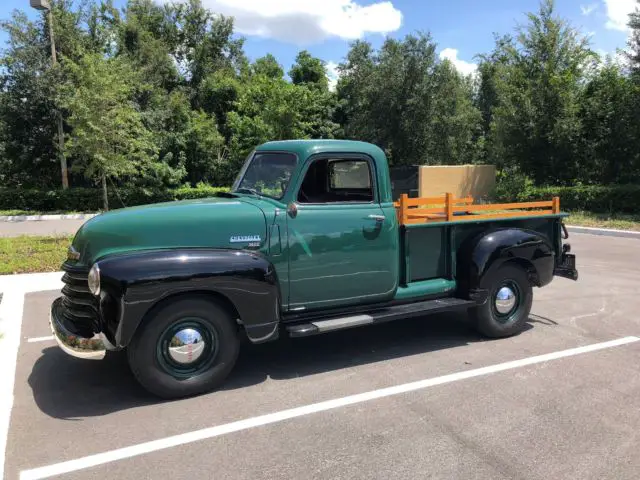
xmin=492 ymin=169 xmax=535 ymax=204
xmin=0 ymin=186 xmax=231 ymax=212
xmin=493 ymin=183 xmax=640 ymax=214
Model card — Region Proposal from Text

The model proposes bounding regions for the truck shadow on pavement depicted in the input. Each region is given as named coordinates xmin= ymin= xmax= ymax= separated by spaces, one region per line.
xmin=28 ymin=312 xmax=534 ymax=420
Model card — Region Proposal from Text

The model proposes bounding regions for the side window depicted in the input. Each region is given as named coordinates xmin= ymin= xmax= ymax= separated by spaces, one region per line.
xmin=298 ymin=158 xmax=374 ymax=204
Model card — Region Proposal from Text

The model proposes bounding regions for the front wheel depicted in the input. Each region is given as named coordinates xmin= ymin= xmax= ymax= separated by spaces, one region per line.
xmin=470 ymin=263 xmax=533 ymax=338
xmin=127 ymin=296 xmax=240 ymax=399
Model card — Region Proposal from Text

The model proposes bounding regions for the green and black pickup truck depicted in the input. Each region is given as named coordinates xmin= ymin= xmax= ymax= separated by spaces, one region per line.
xmin=51 ymin=139 xmax=578 ymax=398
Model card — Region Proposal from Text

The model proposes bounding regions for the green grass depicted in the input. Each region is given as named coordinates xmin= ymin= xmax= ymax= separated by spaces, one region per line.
xmin=0 ymin=209 xmax=92 ymax=216
xmin=566 ymin=211 xmax=640 ymax=231
xmin=0 ymin=235 xmax=72 ymax=275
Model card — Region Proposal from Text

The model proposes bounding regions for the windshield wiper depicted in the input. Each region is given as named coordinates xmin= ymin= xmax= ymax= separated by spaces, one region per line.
xmin=234 ymin=187 xmax=262 ymax=197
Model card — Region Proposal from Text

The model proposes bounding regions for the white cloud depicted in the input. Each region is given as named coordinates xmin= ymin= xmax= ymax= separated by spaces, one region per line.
xmin=580 ymin=3 xmax=598 ymax=16
xmin=595 ymin=48 xmax=627 ymax=67
xmin=439 ymin=48 xmax=477 ymax=76
xmin=604 ymin=0 xmax=636 ymax=31
xmin=163 ymin=0 xmax=403 ymax=45
xmin=325 ymin=61 xmax=340 ymax=91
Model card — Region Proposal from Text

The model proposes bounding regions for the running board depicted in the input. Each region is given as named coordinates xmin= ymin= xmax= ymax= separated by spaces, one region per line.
xmin=286 ymin=298 xmax=475 ymax=338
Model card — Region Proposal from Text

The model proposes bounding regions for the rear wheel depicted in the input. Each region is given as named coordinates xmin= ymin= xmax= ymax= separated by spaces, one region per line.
xmin=127 ymin=296 xmax=240 ymax=399
xmin=470 ymin=263 xmax=532 ymax=338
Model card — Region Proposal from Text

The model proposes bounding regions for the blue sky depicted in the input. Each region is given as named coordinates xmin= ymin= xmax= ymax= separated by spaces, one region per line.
xmin=0 ymin=0 xmax=635 ymax=80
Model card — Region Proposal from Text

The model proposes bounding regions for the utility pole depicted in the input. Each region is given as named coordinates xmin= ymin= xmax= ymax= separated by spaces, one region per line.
xmin=31 ymin=0 xmax=69 ymax=189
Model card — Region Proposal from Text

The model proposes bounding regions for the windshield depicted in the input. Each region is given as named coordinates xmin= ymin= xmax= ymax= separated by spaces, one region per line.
xmin=232 ymin=152 xmax=297 ymax=200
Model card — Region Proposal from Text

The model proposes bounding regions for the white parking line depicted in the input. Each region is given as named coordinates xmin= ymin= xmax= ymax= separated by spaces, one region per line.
xmin=1 ymin=282 xmax=61 ymax=480
xmin=0 ymin=291 xmax=25 ymax=480
xmin=26 ymin=336 xmax=54 ymax=343
xmin=0 ymin=272 xmax=62 ymax=295
xmin=19 ymin=335 xmax=640 ymax=480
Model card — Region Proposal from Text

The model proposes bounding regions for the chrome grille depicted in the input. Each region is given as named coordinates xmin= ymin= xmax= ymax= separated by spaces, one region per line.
xmin=60 ymin=262 xmax=99 ymax=336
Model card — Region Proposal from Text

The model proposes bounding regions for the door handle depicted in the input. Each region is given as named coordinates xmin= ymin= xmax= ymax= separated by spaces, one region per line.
xmin=367 ymin=214 xmax=385 ymax=222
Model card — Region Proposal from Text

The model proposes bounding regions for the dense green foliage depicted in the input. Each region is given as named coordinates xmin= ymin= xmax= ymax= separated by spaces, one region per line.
xmin=0 ymin=185 xmax=230 ymax=211
xmin=335 ymin=34 xmax=482 ymax=166
xmin=1 ymin=0 xmax=640 ymax=210
xmin=494 ymin=183 xmax=640 ymax=214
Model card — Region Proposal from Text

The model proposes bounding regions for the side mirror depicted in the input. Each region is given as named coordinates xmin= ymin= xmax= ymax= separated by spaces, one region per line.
xmin=287 ymin=202 xmax=298 ymax=218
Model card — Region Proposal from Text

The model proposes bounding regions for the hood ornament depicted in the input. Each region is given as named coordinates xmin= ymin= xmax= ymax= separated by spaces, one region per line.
xmin=67 ymin=245 xmax=80 ymax=261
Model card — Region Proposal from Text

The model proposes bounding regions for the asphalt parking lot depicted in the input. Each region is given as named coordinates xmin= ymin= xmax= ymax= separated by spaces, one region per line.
xmin=4 ymin=233 xmax=640 ymax=480
xmin=0 ymin=219 xmax=87 ymax=238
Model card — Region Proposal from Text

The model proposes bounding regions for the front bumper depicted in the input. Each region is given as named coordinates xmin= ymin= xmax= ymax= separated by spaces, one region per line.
xmin=50 ymin=297 xmax=108 ymax=360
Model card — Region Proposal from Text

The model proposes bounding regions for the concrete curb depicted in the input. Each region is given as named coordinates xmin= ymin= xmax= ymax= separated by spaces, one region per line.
xmin=0 ymin=213 xmax=98 ymax=222
xmin=567 ymin=225 xmax=640 ymax=239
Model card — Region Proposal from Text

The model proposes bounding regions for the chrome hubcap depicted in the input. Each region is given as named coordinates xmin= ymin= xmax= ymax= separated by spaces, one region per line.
xmin=157 ymin=318 xmax=218 ymax=379
xmin=495 ymin=286 xmax=517 ymax=315
xmin=168 ymin=328 xmax=206 ymax=365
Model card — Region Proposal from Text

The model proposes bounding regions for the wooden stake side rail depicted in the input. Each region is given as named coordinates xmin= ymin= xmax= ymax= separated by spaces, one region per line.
xmin=395 ymin=193 xmax=561 ymax=225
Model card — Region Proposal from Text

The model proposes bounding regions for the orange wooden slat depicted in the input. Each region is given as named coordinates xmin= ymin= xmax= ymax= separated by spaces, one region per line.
xmin=399 ymin=193 xmax=409 ymax=225
xmin=405 ymin=196 xmax=474 ymax=207
xmin=446 ymin=192 xmax=453 ymax=221
xmin=453 ymin=201 xmax=553 ymax=212
xmin=449 ymin=210 xmax=553 ymax=222
xmin=407 ymin=207 xmax=448 ymax=216
xmin=407 ymin=215 xmax=447 ymax=221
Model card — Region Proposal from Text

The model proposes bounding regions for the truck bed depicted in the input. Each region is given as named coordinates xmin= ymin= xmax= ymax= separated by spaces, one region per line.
xmin=393 ymin=193 xmax=567 ymax=287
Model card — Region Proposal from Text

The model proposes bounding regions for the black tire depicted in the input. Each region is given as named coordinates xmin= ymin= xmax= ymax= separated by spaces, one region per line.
xmin=470 ymin=263 xmax=533 ymax=338
xmin=127 ymin=296 xmax=240 ymax=399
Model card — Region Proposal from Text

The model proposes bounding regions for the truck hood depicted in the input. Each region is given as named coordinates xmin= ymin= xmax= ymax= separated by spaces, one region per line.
xmin=71 ymin=197 xmax=267 ymax=264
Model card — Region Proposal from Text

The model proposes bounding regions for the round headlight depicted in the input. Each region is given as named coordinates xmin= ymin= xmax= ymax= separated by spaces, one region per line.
xmin=88 ymin=263 xmax=100 ymax=296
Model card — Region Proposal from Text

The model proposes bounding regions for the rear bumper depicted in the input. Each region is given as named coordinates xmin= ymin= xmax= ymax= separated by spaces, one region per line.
xmin=50 ymin=297 xmax=109 ymax=360
xmin=554 ymin=252 xmax=578 ymax=281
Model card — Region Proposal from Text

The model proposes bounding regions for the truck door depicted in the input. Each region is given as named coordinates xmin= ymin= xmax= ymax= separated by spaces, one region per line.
xmin=286 ymin=154 xmax=399 ymax=311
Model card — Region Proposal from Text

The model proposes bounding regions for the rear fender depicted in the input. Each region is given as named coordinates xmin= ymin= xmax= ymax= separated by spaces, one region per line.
xmin=96 ymin=248 xmax=281 ymax=347
xmin=456 ymin=228 xmax=555 ymax=304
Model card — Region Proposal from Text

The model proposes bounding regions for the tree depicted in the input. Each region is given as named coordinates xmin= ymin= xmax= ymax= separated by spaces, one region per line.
xmin=0 ymin=10 xmax=61 ymax=188
xmin=627 ymin=0 xmax=640 ymax=74
xmin=289 ymin=50 xmax=329 ymax=90
xmin=430 ymin=60 xmax=483 ymax=165
xmin=337 ymin=33 xmax=482 ymax=166
xmin=63 ymin=53 xmax=157 ymax=209
xmin=182 ymin=110 xmax=227 ymax=185
xmin=577 ymin=63 xmax=640 ymax=184
xmin=225 ymin=62 xmax=338 ymax=181
xmin=252 ymin=54 xmax=283 ymax=79
xmin=485 ymin=0 xmax=596 ymax=184
xmin=194 ymin=71 xmax=240 ymax=139
xmin=168 ymin=0 xmax=247 ymax=90
xmin=226 ymin=75 xmax=306 ymax=174
xmin=119 ymin=0 xmax=179 ymax=95
xmin=475 ymin=34 xmax=514 ymax=136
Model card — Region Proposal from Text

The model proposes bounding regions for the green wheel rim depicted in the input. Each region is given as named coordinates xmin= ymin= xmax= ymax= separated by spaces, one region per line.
xmin=491 ymin=280 xmax=521 ymax=324
xmin=156 ymin=318 xmax=219 ymax=379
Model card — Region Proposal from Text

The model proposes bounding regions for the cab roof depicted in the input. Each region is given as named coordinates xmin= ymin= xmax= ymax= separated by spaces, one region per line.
xmin=255 ymin=139 xmax=386 ymax=162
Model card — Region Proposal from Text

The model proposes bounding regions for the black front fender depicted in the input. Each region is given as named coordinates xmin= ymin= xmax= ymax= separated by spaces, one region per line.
xmin=97 ymin=248 xmax=280 ymax=347
xmin=457 ymin=228 xmax=555 ymax=303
